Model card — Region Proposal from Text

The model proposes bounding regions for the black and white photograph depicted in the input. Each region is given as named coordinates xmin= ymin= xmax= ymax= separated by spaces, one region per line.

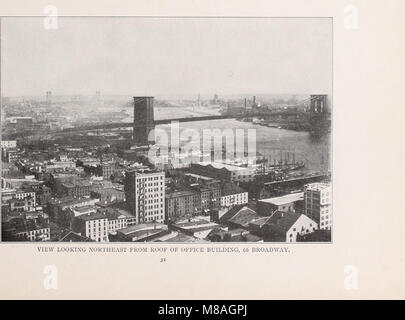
xmin=1 ymin=17 xmax=332 ymax=243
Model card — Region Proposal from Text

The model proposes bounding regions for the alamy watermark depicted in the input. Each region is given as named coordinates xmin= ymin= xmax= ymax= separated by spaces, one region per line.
xmin=147 ymin=121 xmax=257 ymax=168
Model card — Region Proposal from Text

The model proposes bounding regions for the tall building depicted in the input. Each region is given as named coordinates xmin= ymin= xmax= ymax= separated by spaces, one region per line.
xmin=304 ymin=182 xmax=332 ymax=230
xmin=124 ymin=169 xmax=165 ymax=224
xmin=133 ymin=96 xmax=155 ymax=146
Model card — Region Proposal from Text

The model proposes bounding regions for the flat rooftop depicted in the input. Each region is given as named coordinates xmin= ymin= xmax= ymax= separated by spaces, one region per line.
xmin=166 ymin=189 xmax=197 ymax=199
xmin=305 ymin=183 xmax=331 ymax=191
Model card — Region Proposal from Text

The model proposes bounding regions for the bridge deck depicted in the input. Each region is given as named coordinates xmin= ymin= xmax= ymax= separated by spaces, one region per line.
xmin=62 ymin=111 xmax=309 ymax=133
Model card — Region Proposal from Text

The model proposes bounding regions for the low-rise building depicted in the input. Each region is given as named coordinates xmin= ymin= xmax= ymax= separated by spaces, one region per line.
xmin=169 ymin=216 xmax=222 ymax=239
xmin=4 ymin=148 xmax=20 ymax=163
xmin=261 ymin=211 xmax=318 ymax=242
xmin=7 ymin=196 xmax=36 ymax=213
xmin=72 ymin=212 xmax=109 ymax=242
xmin=98 ymin=207 xmax=137 ymax=235
xmin=165 ymin=189 xmax=201 ymax=220
xmin=90 ymin=187 xmax=125 ymax=205
xmin=218 ymin=205 xmax=262 ymax=229
xmin=190 ymin=161 xmax=255 ymax=182
xmin=115 ymin=223 xmax=168 ymax=242
xmin=2 ymin=217 xmax=50 ymax=241
xmin=220 ymin=182 xmax=248 ymax=208
xmin=98 ymin=163 xmax=122 ymax=180
xmin=47 ymin=197 xmax=100 ymax=225
xmin=195 ymin=185 xmax=221 ymax=214
xmin=151 ymin=231 xmax=208 ymax=243
xmin=1 ymin=187 xmax=36 ymax=206
xmin=183 ymin=173 xmax=221 ymax=188
xmin=1 ymin=140 xmax=17 ymax=149
xmin=60 ymin=178 xmax=92 ymax=198
xmin=207 ymin=228 xmax=263 ymax=242
xmin=58 ymin=230 xmax=93 ymax=242
xmin=45 ymin=159 xmax=76 ymax=170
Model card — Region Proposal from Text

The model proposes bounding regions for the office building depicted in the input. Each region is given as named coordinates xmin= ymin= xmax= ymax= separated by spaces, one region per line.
xmin=304 ymin=182 xmax=332 ymax=230
xmin=124 ymin=169 xmax=165 ymax=224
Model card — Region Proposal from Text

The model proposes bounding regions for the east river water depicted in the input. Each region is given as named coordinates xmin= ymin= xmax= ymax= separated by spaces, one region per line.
xmin=125 ymin=105 xmax=331 ymax=173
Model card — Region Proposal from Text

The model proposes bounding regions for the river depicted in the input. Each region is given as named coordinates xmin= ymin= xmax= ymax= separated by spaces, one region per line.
xmin=125 ymin=105 xmax=331 ymax=173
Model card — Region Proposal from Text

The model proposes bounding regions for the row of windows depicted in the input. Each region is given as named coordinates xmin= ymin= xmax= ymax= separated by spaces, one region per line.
xmin=136 ymin=181 xmax=164 ymax=187
xmin=144 ymin=215 xmax=164 ymax=222
xmin=137 ymin=176 xmax=164 ymax=182
xmin=143 ymin=209 xmax=164 ymax=215
xmin=136 ymin=193 xmax=164 ymax=198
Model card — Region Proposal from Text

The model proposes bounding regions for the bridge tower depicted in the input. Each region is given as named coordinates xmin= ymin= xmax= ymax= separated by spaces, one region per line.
xmin=310 ymin=94 xmax=327 ymax=113
xmin=133 ymin=96 xmax=155 ymax=146
xmin=46 ymin=91 xmax=52 ymax=107
xmin=309 ymin=94 xmax=329 ymax=132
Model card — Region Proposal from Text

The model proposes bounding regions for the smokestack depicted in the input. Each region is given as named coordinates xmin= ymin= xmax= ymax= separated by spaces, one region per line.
xmin=253 ymin=96 xmax=256 ymax=107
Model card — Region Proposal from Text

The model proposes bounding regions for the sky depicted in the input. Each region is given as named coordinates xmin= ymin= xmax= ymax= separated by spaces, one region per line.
xmin=1 ymin=17 xmax=332 ymax=97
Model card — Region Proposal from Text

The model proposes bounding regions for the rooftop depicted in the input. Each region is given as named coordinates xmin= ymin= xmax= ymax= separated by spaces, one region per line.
xmin=3 ymin=217 xmax=49 ymax=233
xmin=259 ymin=192 xmax=303 ymax=206
xmin=72 ymin=205 xmax=97 ymax=213
xmin=117 ymin=223 xmax=167 ymax=236
xmin=166 ymin=189 xmax=197 ymax=199
xmin=228 ymin=207 xmax=261 ymax=227
xmin=173 ymin=217 xmax=216 ymax=229
xmin=154 ymin=231 xmax=207 ymax=243
xmin=196 ymin=161 xmax=251 ymax=172
xmin=97 ymin=207 xmax=134 ymax=220
xmin=221 ymin=182 xmax=247 ymax=196
xmin=220 ymin=205 xmax=259 ymax=226
xmin=184 ymin=173 xmax=217 ymax=181
xmin=92 ymin=187 xmax=124 ymax=195
xmin=305 ymin=182 xmax=331 ymax=191
xmin=75 ymin=212 xmax=108 ymax=221
xmin=265 ymin=211 xmax=302 ymax=233
xmin=58 ymin=230 xmax=92 ymax=242
xmin=61 ymin=178 xmax=92 ymax=188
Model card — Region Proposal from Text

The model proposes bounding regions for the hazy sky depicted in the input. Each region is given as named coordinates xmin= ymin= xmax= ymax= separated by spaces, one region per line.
xmin=1 ymin=17 xmax=332 ymax=97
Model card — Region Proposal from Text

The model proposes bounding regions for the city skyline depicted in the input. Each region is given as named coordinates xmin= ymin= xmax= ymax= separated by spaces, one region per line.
xmin=1 ymin=17 xmax=332 ymax=97
xmin=1 ymin=17 xmax=332 ymax=244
